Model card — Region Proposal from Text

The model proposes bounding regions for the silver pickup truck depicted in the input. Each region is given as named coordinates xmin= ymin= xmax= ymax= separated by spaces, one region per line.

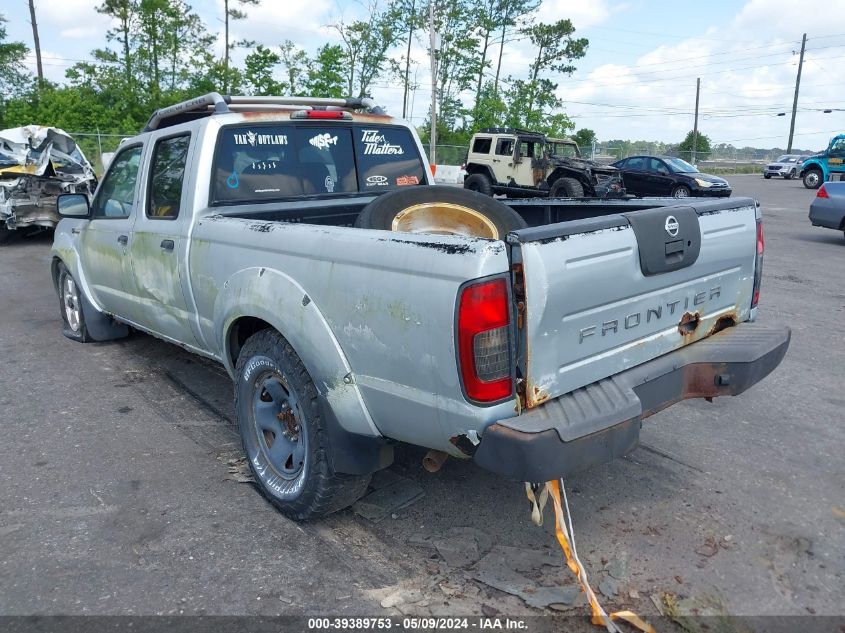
xmin=52 ymin=94 xmax=790 ymax=520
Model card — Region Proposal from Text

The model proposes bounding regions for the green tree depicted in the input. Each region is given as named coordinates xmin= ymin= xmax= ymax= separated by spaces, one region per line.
xmin=334 ymin=2 xmax=402 ymax=98
xmin=521 ymin=19 xmax=587 ymax=116
xmin=223 ymin=0 xmax=260 ymax=93
xmin=572 ymin=128 xmax=595 ymax=150
xmin=278 ymin=40 xmax=309 ymax=96
xmin=244 ymin=44 xmax=282 ymax=95
xmin=0 ymin=14 xmax=29 ymax=122
xmin=305 ymin=44 xmax=345 ymax=98
xmin=492 ymin=0 xmax=538 ymax=94
xmin=678 ymin=129 xmax=711 ymax=161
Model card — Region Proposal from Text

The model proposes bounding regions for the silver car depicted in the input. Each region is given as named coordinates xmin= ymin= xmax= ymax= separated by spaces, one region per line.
xmin=763 ymin=154 xmax=805 ymax=179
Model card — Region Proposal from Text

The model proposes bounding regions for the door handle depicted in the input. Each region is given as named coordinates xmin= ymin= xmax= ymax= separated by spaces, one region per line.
xmin=160 ymin=239 xmax=175 ymax=252
xmin=117 ymin=235 xmax=128 ymax=245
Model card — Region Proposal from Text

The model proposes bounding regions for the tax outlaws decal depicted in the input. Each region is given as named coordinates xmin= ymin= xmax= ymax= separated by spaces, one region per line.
xmin=233 ymin=130 xmax=288 ymax=146
xmin=360 ymin=130 xmax=404 ymax=155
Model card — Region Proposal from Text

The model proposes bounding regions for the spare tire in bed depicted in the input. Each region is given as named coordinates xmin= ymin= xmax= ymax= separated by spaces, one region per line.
xmin=354 ymin=186 xmax=526 ymax=239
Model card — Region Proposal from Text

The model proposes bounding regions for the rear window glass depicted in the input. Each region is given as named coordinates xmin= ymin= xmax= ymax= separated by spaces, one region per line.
xmin=212 ymin=123 xmax=426 ymax=204
xmin=353 ymin=127 xmax=426 ymax=190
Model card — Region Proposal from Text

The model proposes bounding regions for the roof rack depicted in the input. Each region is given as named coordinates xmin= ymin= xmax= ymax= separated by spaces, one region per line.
xmin=143 ymin=93 xmax=385 ymax=132
xmin=478 ymin=127 xmax=545 ymax=137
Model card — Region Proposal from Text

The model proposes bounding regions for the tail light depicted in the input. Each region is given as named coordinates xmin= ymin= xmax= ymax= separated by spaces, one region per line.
xmin=751 ymin=219 xmax=764 ymax=308
xmin=817 ymin=184 xmax=829 ymax=199
xmin=457 ymin=278 xmax=513 ymax=403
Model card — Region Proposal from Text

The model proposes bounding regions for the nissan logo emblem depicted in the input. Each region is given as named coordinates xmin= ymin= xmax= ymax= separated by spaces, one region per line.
xmin=665 ymin=215 xmax=679 ymax=237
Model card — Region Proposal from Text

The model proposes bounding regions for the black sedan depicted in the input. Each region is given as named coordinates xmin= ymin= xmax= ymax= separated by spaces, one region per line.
xmin=611 ymin=155 xmax=731 ymax=198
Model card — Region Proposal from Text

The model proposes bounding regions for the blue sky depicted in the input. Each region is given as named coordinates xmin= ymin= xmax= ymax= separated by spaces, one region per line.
xmin=4 ymin=0 xmax=845 ymax=150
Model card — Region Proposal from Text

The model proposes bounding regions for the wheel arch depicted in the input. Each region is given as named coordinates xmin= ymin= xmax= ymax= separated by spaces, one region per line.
xmin=464 ymin=163 xmax=496 ymax=182
xmin=546 ymin=167 xmax=590 ymax=189
xmin=216 ymin=267 xmax=382 ymax=441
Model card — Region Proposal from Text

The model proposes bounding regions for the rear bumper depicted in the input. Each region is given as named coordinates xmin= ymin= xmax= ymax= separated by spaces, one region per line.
xmin=473 ymin=323 xmax=790 ymax=482
xmin=809 ymin=200 xmax=845 ymax=230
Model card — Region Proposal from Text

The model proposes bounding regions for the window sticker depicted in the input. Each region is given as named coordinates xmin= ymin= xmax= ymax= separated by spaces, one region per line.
xmin=361 ymin=129 xmax=404 ymax=155
xmin=226 ymin=171 xmax=240 ymax=189
xmin=365 ymin=175 xmax=389 ymax=187
xmin=250 ymin=161 xmax=278 ymax=171
xmin=396 ymin=175 xmax=420 ymax=186
xmin=309 ymin=133 xmax=338 ymax=150
xmin=233 ymin=131 xmax=288 ymax=146
xmin=325 ymin=176 xmax=335 ymax=193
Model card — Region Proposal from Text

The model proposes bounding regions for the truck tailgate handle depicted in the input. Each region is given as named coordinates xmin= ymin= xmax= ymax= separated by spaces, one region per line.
xmin=117 ymin=235 xmax=128 ymax=246
xmin=160 ymin=239 xmax=174 ymax=252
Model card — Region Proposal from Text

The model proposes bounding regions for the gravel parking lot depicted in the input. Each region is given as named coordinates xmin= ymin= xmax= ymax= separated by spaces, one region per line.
xmin=0 ymin=175 xmax=842 ymax=628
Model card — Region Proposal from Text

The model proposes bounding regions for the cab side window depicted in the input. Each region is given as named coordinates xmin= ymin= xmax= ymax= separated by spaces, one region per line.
xmin=830 ymin=138 xmax=845 ymax=157
xmin=148 ymin=135 xmax=190 ymax=219
xmin=496 ymin=139 xmax=514 ymax=156
xmin=90 ymin=146 xmax=143 ymax=219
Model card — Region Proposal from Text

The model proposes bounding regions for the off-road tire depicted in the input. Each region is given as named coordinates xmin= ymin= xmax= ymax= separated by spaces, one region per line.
xmin=57 ymin=262 xmax=92 ymax=342
xmin=235 ymin=329 xmax=370 ymax=520
xmin=803 ymin=169 xmax=823 ymax=189
xmin=671 ymin=184 xmax=691 ymax=198
xmin=463 ymin=173 xmax=493 ymax=196
xmin=549 ymin=177 xmax=585 ymax=198
xmin=354 ymin=186 xmax=526 ymax=238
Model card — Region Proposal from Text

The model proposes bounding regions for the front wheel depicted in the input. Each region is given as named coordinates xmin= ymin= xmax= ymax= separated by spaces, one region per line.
xmin=57 ymin=262 xmax=92 ymax=342
xmin=235 ymin=329 xmax=370 ymax=520
xmin=784 ymin=169 xmax=795 ymax=180
xmin=803 ymin=169 xmax=822 ymax=189
xmin=763 ymin=174 xmax=772 ymax=179
xmin=671 ymin=184 xmax=691 ymax=198
xmin=549 ymin=177 xmax=585 ymax=198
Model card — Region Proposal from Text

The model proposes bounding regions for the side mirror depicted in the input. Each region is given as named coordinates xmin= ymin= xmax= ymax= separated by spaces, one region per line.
xmin=57 ymin=193 xmax=90 ymax=218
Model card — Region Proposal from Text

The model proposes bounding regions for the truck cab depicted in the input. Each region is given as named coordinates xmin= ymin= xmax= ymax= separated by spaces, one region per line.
xmin=800 ymin=134 xmax=845 ymax=189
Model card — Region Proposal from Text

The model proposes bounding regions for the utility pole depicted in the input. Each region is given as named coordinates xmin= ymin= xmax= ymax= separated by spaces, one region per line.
xmin=402 ymin=0 xmax=415 ymax=119
xmin=691 ymin=77 xmax=700 ymax=165
xmin=429 ymin=1 xmax=437 ymax=165
xmin=28 ymin=0 xmax=43 ymax=84
xmin=787 ymin=33 xmax=807 ymax=153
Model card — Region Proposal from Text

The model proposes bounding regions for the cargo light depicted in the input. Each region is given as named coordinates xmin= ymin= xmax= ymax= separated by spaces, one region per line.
xmin=751 ymin=219 xmax=764 ymax=309
xmin=457 ymin=278 xmax=513 ymax=403
xmin=290 ymin=110 xmax=352 ymax=120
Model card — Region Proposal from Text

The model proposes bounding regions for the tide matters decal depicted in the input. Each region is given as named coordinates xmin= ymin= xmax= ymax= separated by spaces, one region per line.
xmin=361 ymin=130 xmax=403 ymax=155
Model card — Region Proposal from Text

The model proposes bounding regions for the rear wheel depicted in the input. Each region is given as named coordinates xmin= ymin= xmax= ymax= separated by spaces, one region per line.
xmin=549 ymin=177 xmax=584 ymax=198
xmin=355 ymin=186 xmax=526 ymax=239
xmin=671 ymin=184 xmax=691 ymax=198
xmin=463 ymin=173 xmax=493 ymax=196
xmin=235 ymin=329 xmax=370 ymax=520
xmin=803 ymin=169 xmax=822 ymax=189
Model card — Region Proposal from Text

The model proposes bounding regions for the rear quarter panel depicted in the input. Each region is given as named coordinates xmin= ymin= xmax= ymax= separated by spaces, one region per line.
xmin=189 ymin=217 xmax=514 ymax=453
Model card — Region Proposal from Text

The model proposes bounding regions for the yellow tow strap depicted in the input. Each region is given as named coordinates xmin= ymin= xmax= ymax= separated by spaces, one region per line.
xmin=545 ymin=479 xmax=657 ymax=633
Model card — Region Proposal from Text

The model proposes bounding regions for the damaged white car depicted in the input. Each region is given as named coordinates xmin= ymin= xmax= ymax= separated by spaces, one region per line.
xmin=0 ymin=126 xmax=97 ymax=243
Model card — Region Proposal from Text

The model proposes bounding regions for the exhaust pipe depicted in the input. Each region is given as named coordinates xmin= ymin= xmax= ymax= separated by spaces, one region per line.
xmin=422 ymin=449 xmax=448 ymax=473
